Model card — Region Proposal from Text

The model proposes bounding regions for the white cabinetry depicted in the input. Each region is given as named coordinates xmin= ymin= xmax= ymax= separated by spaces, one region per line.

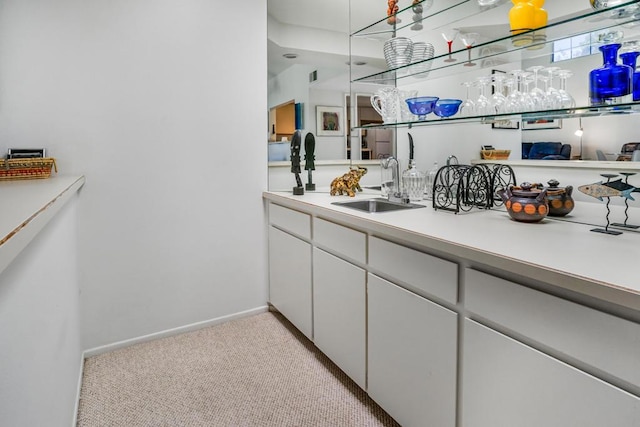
xmin=369 ymin=236 xmax=458 ymax=304
xmin=463 ymin=319 xmax=640 ymax=427
xmin=268 ymin=205 xmax=312 ymax=339
xmin=368 ymin=273 xmax=457 ymax=427
xmin=312 ymin=218 xmax=367 ymax=388
xmin=313 ymin=248 xmax=366 ymax=389
xmin=466 ymin=268 xmax=640 ymax=389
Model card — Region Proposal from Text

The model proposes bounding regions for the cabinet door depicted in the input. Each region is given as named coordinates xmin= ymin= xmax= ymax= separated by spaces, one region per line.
xmin=462 ymin=319 xmax=640 ymax=427
xmin=268 ymin=226 xmax=312 ymax=339
xmin=368 ymin=274 xmax=457 ymax=427
xmin=313 ymin=248 xmax=366 ymax=389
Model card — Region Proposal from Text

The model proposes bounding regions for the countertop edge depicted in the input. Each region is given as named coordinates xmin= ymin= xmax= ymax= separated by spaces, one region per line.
xmin=0 ymin=176 xmax=86 ymax=276
xmin=263 ymin=191 xmax=640 ymax=312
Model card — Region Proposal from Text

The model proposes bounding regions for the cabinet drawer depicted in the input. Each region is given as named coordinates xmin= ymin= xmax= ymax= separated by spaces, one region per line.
xmin=314 ymin=218 xmax=366 ymax=264
xmin=369 ymin=236 xmax=457 ymax=304
xmin=269 ymin=203 xmax=311 ymax=240
xmin=463 ymin=319 xmax=640 ymax=427
xmin=465 ymin=268 xmax=640 ymax=388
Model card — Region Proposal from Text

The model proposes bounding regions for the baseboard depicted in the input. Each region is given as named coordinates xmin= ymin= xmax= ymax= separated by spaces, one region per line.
xmin=83 ymin=306 xmax=269 ymax=358
xmin=72 ymin=351 xmax=85 ymax=427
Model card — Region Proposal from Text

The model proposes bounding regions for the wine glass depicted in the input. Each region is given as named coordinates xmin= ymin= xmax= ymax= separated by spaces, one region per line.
xmin=460 ymin=32 xmax=479 ymax=67
xmin=543 ymin=66 xmax=563 ymax=109
xmin=506 ymin=70 xmax=524 ymax=113
xmin=557 ymin=69 xmax=576 ymax=109
xmin=441 ymin=29 xmax=459 ymax=63
xmin=490 ymin=73 xmax=508 ymax=114
xmin=460 ymin=81 xmax=476 ymax=117
xmin=527 ymin=65 xmax=547 ymax=110
xmin=475 ymin=76 xmax=492 ymax=115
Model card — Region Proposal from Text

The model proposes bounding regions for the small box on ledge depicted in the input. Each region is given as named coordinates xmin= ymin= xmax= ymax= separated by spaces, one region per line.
xmin=481 ymin=150 xmax=511 ymax=160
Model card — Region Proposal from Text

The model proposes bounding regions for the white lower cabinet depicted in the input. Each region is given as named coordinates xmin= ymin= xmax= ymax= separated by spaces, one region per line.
xmin=312 ymin=248 xmax=366 ymax=389
xmin=462 ymin=319 xmax=640 ymax=427
xmin=368 ymin=273 xmax=457 ymax=427
xmin=268 ymin=226 xmax=312 ymax=339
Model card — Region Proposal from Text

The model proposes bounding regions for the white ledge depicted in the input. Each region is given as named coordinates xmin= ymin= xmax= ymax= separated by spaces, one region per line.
xmin=0 ymin=175 xmax=86 ymax=276
xmin=472 ymin=159 xmax=640 ymax=170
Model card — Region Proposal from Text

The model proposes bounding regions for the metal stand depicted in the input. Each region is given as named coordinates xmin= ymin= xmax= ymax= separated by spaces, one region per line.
xmin=611 ymin=172 xmax=638 ymax=229
xmin=432 ymin=163 xmax=516 ymax=213
xmin=591 ymin=174 xmax=622 ymax=235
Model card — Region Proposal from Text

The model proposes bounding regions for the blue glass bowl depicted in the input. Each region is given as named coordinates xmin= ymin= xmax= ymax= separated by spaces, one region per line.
xmin=405 ymin=96 xmax=439 ymax=120
xmin=434 ymin=99 xmax=463 ymax=118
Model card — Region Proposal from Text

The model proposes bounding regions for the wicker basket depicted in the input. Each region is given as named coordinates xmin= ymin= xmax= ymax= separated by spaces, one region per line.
xmin=481 ymin=150 xmax=511 ymax=160
xmin=0 ymin=157 xmax=57 ymax=181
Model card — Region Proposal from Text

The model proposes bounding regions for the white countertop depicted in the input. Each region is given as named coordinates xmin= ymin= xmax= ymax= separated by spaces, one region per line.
xmin=0 ymin=175 xmax=85 ymax=275
xmin=264 ymin=190 xmax=640 ymax=311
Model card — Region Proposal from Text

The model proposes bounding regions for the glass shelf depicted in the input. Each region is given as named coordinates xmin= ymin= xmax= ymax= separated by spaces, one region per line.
xmin=352 ymin=0 xmax=640 ymax=84
xmin=350 ymin=0 xmax=471 ymax=39
xmin=353 ymin=101 xmax=640 ymax=130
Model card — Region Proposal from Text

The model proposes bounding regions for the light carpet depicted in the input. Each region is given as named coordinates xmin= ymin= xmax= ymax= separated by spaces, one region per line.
xmin=77 ymin=311 xmax=400 ymax=426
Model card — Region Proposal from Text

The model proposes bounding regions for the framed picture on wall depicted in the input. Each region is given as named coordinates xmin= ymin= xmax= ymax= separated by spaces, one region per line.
xmin=316 ymin=106 xmax=344 ymax=136
xmin=522 ymin=118 xmax=562 ymax=130
xmin=492 ymin=119 xmax=520 ymax=130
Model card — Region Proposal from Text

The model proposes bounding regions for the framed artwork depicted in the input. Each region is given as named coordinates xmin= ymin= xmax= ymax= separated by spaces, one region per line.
xmin=316 ymin=106 xmax=344 ymax=136
xmin=492 ymin=119 xmax=520 ymax=130
xmin=522 ymin=118 xmax=562 ymax=130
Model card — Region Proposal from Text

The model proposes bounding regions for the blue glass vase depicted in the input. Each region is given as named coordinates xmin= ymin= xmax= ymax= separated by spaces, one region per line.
xmin=589 ymin=43 xmax=633 ymax=105
xmin=620 ymin=51 xmax=640 ymax=102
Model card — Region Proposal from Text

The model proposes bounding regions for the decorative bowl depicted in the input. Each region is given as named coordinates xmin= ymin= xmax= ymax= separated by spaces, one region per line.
xmin=405 ymin=96 xmax=439 ymax=120
xmin=434 ymin=99 xmax=463 ymax=118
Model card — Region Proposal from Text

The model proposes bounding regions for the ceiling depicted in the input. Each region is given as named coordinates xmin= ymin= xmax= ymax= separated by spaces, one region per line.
xmin=267 ymin=0 xmax=387 ymax=81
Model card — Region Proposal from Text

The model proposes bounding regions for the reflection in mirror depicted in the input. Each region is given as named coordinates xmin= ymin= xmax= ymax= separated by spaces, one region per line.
xmin=267 ymin=0 xmax=388 ymax=157
xmin=267 ymin=0 xmax=388 ymax=191
xmin=268 ymin=0 xmax=640 ymax=192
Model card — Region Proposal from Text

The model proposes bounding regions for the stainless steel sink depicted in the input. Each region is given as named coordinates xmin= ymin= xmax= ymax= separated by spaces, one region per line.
xmin=332 ymin=198 xmax=426 ymax=213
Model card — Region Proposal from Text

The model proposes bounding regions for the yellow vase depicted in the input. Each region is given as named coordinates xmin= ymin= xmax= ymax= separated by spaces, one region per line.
xmin=531 ymin=0 xmax=548 ymax=29
xmin=509 ymin=0 xmax=535 ymax=33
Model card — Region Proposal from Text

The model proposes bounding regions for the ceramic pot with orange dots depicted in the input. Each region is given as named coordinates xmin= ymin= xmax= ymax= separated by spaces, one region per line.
xmin=498 ymin=182 xmax=548 ymax=223
xmin=542 ymin=179 xmax=574 ymax=217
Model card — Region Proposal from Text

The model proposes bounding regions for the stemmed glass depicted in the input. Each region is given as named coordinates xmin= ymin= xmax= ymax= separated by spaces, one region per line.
xmin=557 ymin=69 xmax=576 ymax=109
xmin=441 ymin=29 xmax=459 ymax=63
xmin=527 ymin=65 xmax=547 ymax=110
xmin=490 ymin=74 xmax=508 ymax=114
xmin=459 ymin=81 xmax=476 ymax=117
xmin=505 ymin=70 xmax=524 ymax=113
xmin=460 ymin=32 xmax=479 ymax=67
xmin=543 ymin=66 xmax=563 ymax=109
xmin=475 ymin=76 xmax=492 ymax=115
xmin=519 ymin=72 xmax=536 ymax=112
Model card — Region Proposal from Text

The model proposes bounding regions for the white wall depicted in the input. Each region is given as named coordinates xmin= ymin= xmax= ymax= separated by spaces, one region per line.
xmin=0 ymin=195 xmax=82 ymax=427
xmin=0 ymin=0 xmax=268 ymax=349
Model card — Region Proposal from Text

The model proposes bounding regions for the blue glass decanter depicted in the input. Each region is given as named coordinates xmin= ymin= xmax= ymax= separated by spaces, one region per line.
xmin=589 ymin=43 xmax=633 ymax=105
xmin=620 ymin=51 xmax=640 ymax=102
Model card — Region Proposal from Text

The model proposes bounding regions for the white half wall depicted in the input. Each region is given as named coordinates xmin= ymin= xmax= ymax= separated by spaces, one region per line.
xmin=0 ymin=195 xmax=82 ymax=427
xmin=0 ymin=0 xmax=268 ymax=349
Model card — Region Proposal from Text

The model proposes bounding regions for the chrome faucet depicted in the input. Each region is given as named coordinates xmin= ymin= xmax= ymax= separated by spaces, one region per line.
xmin=380 ymin=156 xmax=409 ymax=204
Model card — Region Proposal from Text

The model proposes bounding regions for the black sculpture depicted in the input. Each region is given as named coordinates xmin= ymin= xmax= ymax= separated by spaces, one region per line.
xmin=290 ymin=130 xmax=304 ymax=195
xmin=304 ymin=132 xmax=316 ymax=191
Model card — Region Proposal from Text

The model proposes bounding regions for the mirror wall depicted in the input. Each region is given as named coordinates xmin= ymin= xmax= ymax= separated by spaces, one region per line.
xmin=268 ymin=1 xmax=640 ymax=190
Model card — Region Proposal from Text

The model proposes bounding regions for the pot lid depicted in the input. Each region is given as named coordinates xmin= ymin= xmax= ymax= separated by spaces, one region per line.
xmin=545 ymin=179 xmax=570 ymax=195
xmin=510 ymin=182 xmax=544 ymax=197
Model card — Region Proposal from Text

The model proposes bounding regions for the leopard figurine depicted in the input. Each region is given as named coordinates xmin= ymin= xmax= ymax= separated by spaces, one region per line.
xmin=330 ymin=166 xmax=368 ymax=197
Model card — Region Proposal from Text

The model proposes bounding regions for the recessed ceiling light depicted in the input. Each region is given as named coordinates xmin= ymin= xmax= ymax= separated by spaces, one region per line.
xmin=354 ymin=61 xmax=367 ymax=66
xmin=283 ymin=53 xmax=298 ymax=59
